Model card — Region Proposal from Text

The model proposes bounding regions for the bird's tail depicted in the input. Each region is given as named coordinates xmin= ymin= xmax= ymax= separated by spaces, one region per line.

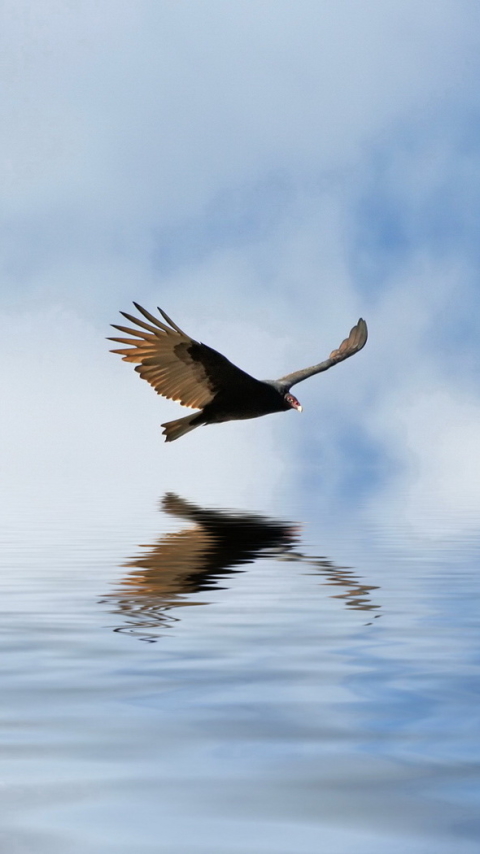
xmin=161 ymin=413 xmax=202 ymax=442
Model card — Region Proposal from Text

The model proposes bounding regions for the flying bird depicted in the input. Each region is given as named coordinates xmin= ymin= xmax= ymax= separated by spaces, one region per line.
xmin=109 ymin=303 xmax=368 ymax=442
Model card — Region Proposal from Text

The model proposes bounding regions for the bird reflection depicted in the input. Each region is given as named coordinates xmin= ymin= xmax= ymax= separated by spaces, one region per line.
xmin=105 ymin=493 xmax=380 ymax=641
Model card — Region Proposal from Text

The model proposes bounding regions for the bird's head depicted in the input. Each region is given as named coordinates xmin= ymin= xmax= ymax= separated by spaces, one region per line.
xmin=285 ymin=393 xmax=303 ymax=412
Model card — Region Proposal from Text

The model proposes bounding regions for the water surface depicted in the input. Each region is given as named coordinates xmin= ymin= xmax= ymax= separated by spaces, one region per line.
xmin=1 ymin=487 xmax=479 ymax=853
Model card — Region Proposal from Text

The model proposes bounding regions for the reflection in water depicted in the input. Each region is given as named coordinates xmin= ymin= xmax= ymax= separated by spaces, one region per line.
xmin=105 ymin=493 xmax=380 ymax=640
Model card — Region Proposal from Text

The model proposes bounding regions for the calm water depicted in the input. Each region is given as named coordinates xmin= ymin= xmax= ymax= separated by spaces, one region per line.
xmin=1 ymin=486 xmax=480 ymax=854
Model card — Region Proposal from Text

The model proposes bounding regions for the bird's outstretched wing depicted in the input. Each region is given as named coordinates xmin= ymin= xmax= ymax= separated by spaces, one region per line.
xmin=278 ymin=318 xmax=368 ymax=389
xmin=109 ymin=303 xmax=260 ymax=410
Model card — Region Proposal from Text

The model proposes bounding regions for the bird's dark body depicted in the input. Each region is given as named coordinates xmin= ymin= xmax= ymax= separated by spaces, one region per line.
xmin=174 ymin=340 xmax=286 ymax=421
xmin=109 ymin=303 xmax=367 ymax=442
xmin=199 ymin=380 xmax=288 ymax=425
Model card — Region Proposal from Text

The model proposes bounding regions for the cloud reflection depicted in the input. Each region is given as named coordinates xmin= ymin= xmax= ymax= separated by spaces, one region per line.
xmin=105 ymin=493 xmax=380 ymax=641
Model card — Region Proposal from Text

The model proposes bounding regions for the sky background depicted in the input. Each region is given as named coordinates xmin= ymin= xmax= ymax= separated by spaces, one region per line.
xmin=2 ymin=0 xmax=480 ymax=543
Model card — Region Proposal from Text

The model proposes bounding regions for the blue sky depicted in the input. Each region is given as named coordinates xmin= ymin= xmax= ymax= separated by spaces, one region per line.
xmin=2 ymin=0 xmax=480 ymax=542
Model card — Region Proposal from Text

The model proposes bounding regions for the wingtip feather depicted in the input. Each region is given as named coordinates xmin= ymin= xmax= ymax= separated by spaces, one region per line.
xmin=157 ymin=307 xmax=186 ymax=336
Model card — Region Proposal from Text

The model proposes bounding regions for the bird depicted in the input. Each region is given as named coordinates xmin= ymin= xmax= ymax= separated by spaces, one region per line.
xmin=108 ymin=303 xmax=368 ymax=442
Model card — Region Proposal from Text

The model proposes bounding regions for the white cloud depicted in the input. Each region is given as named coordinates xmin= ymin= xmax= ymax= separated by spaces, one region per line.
xmin=370 ymin=388 xmax=480 ymax=540
xmin=2 ymin=0 xmax=477 ymax=224
xmin=1 ymin=1 xmax=480 ymax=546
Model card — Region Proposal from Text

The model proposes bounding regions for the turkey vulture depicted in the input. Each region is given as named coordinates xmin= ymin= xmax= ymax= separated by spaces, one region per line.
xmin=109 ymin=303 xmax=367 ymax=441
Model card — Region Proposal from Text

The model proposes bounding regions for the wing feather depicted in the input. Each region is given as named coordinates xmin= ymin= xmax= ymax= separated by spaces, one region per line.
xmin=278 ymin=318 xmax=368 ymax=389
xmin=109 ymin=303 xmax=261 ymax=410
xmin=157 ymin=307 xmax=188 ymax=335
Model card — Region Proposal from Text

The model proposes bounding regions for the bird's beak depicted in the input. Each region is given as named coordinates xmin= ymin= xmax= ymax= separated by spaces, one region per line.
xmin=293 ymin=403 xmax=303 ymax=412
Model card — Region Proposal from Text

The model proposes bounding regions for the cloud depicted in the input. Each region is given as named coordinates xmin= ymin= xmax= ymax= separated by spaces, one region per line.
xmin=2 ymin=1 xmax=480 ymax=545
xmin=368 ymin=387 xmax=480 ymax=540
xmin=3 ymin=1 xmax=478 ymax=230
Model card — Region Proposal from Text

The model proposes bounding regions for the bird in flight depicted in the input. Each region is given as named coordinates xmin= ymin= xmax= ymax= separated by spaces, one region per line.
xmin=109 ymin=304 xmax=368 ymax=442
